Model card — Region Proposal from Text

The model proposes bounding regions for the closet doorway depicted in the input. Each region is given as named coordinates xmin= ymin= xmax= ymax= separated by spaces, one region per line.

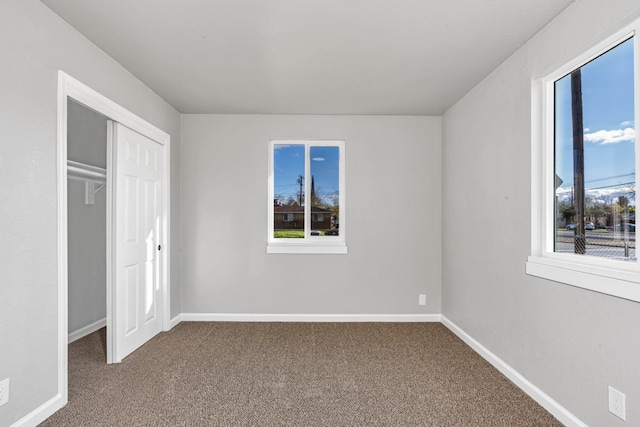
xmin=58 ymin=72 xmax=171 ymax=404
xmin=67 ymin=100 xmax=108 ymax=347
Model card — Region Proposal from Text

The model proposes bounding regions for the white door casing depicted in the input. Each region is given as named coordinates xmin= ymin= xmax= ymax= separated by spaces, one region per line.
xmin=53 ymin=72 xmax=170 ymax=423
xmin=111 ymin=122 xmax=164 ymax=362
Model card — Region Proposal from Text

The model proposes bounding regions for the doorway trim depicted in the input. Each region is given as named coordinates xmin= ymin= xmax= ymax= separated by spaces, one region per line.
xmin=57 ymin=71 xmax=171 ymax=403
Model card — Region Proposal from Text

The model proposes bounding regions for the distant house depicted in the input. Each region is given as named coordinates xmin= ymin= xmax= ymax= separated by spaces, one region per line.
xmin=274 ymin=204 xmax=334 ymax=231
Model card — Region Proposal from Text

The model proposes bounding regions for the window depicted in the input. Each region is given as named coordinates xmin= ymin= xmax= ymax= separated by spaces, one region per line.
xmin=527 ymin=21 xmax=640 ymax=303
xmin=268 ymin=140 xmax=346 ymax=254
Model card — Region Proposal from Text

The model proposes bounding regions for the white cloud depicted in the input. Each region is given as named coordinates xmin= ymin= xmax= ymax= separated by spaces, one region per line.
xmin=620 ymin=120 xmax=635 ymax=127
xmin=584 ymin=128 xmax=635 ymax=144
xmin=312 ymin=157 xmax=325 ymax=161
xmin=584 ymin=128 xmax=590 ymax=132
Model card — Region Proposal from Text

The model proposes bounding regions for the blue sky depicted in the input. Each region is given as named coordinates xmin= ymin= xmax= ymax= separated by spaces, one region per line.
xmin=273 ymin=144 xmax=340 ymax=206
xmin=555 ymin=37 xmax=635 ymax=205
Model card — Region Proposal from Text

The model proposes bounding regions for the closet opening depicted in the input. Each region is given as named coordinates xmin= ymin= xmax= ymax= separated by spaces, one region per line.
xmin=67 ymin=99 xmax=108 ymax=357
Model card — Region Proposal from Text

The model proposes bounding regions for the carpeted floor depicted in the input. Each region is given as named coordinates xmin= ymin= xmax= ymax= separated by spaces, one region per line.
xmin=40 ymin=322 xmax=562 ymax=426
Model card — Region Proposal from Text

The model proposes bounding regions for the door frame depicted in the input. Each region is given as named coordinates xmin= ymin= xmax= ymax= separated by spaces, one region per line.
xmin=57 ymin=71 xmax=171 ymax=401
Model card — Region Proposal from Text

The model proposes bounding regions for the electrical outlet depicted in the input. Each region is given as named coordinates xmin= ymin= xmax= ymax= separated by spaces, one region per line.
xmin=608 ymin=386 xmax=626 ymax=421
xmin=0 ymin=378 xmax=9 ymax=406
xmin=418 ymin=294 xmax=426 ymax=306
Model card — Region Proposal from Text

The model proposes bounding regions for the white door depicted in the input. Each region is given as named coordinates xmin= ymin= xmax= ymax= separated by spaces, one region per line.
xmin=111 ymin=122 xmax=163 ymax=362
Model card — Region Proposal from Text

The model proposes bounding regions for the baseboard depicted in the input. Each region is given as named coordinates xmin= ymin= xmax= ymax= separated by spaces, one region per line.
xmin=181 ymin=313 xmax=442 ymax=322
xmin=11 ymin=394 xmax=64 ymax=427
xmin=68 ymin=317 xmax=106 ymax=344
xmin=27 ymin=312 xmax=583 ymax=427
xmin=168 ymin=313 xmax=182 ymax=329
xmin=441 ymin=316 xmax=587 ymax=427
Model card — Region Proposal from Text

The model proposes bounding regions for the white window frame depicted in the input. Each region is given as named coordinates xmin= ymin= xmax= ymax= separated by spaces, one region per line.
xmin=267 ymin=140 xmax=347 ymax=254
xmin=527 ymin=20 xmax=640 ymax=303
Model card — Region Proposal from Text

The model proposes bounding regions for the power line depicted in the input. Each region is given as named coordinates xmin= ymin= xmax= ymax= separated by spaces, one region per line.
xmin=558 ymin=172 xmax=635 ymax=188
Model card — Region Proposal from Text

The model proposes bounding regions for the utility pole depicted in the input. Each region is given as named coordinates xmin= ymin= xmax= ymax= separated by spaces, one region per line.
xmin=571 ymin=69 xmax=586 ymax=254
xmin=297 ymin=175 xmax=304 ymax=206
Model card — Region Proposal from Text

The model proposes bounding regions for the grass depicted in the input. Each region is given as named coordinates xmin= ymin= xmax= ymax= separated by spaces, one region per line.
xmin=274 ymin=230 xmax=305 ymax=238
xmin=557 ymin=227 xmax=609 ymax=233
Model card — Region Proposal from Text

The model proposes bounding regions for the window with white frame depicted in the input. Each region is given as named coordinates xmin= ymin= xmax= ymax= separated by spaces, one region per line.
xmin=527 ymin=21 xmax=640 ymax=303
xmin=268 ymin=140 xmax=346 ymax=254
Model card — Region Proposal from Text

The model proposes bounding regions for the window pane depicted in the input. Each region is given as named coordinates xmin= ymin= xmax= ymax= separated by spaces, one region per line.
xmin=310 ymin=146 xmax=340 ymax=236
xmin=273 ymin=144 xmax=305 ymax=238
xmin=554 ymin=37 xmax=635 ymax=260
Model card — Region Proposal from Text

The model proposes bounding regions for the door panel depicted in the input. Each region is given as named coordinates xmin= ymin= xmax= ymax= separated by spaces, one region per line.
xmin=114 ymin=123 xmax=163 ymax=362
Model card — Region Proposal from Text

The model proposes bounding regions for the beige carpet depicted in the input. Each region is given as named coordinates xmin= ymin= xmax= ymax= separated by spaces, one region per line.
xmin=41 ymin=322 xmax=562 ymax=426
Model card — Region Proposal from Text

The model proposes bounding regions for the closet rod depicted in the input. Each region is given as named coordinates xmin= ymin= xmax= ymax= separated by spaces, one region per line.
xmin=67 ymin=160 xmax=106 ymax=205
xmin=67 ymin=160 xmax=106 ymax=181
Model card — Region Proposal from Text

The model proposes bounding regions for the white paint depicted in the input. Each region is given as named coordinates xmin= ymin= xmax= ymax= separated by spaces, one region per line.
xmin=267 ymin=139 xmax=347 ymax=254
xmin=40 ymin=0 xmax=573 ymax=115
xmin=527 ymin=18 xmax=640 ymax=303
xmin=441 ymin=316 xmax=587 ymax=427
xmin=68 ymin=318 xmax=106 ymax=344
xmin=169 ymin=314 xmax=182 ymax=330
xmin=58 ymin=74 xmax=172 ymax=368
xmin=67 ymin=161 xmax=107 ymax=205
xmin=181 ymin=313 xmax=441 ymax=323
xmin=608 ymin=386 xmax=626 ymax=421
xmin=0 ymin=2 xmax=180 ymax=425
xmin=442 ymin=1 xmax=640 ymax=425
xmin=0 ymin=378 xmax=9 ymax=407
xmin=180 ymin=115 xmax=442 ymax=316
xmin=112 ymin=122 xmax=164 ymax=363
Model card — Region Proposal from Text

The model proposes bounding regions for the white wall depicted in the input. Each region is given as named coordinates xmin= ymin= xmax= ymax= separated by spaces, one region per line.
xmin=0 ymin=1 xmax=181 ymax=425
xmin=67 ymin=100 xmax=107 ymax=337
xmin=442 ymin=1 xmax=640 ymax=425
xmin=181 ymin=115 xmax=441 ymax=315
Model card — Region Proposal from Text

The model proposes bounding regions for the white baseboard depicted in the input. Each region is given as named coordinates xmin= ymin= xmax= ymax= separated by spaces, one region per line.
xmin=11 ymin=394 xmax=64 ymax=427
xmin=68 ymin=317 xmax=106 ymax=344
xmin=181 ymin=313 xmax=442 ymax=322
xmin=28 ymin=312 xmax=584 ymax=427
xmin=441 ymin=316 xmax=587 ymax=427
xmin=168 ymin=314 xmax=182 ymax=329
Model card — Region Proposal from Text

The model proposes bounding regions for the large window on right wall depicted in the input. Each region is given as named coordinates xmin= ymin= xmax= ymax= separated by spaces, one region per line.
xmin=527 ymin=19 xmax=640 ymax=302
xmin=554 ymin=37 xmax=635 ymax=260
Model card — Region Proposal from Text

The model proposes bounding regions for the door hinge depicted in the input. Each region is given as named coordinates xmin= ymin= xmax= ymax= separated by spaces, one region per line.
xmin=157 ymin=245 xmax=161 ymax=251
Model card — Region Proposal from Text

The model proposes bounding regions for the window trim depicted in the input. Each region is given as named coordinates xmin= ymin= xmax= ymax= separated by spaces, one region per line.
xmin=527 ymin=20 xmax=640 ymax=303
xmin=267 ymin=139 xmax=347 ymax=254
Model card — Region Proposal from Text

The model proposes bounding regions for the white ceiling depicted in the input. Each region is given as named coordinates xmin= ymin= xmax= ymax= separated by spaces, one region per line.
xmin=42 ymin=0 xmax=574 ymax=115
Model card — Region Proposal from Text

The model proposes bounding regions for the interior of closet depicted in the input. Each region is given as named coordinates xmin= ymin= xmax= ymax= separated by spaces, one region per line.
xmin=67 ymin=99 xmax=108 ymax=346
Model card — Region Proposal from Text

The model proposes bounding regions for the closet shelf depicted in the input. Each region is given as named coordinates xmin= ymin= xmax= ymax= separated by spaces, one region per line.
xmin=67 ymin=160 xmax=106 ymax=205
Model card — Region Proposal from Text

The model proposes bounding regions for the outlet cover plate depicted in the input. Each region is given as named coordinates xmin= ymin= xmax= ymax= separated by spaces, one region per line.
xmin=418 ymin=294 xmax=426 ymax=306
xmin=608 ymin=386 xmax=626 ymax=421
xmin=0 ymin=378 xmax=9 ymax=406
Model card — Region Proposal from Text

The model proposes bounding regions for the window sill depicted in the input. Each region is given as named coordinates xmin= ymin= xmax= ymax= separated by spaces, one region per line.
xmin=526 ymin=256 xmax=640 ymax=303
xmin=267 ymin=242 xmax=348 ymax=254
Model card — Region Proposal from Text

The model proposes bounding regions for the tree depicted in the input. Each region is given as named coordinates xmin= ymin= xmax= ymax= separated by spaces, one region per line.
xmin=617 ymin=195 xmax=629 ymax=209
xmin=310 ymin=175 xmax=324 ymax=207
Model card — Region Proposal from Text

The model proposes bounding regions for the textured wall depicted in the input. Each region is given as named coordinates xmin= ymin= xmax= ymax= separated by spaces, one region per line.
xmin=441 ymin=1 xmax=640 ymax=425
xmin=180 ymin=115 xmax=441 ymax=316
xmin=0 ymin=1 xmax=180 ymax=425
